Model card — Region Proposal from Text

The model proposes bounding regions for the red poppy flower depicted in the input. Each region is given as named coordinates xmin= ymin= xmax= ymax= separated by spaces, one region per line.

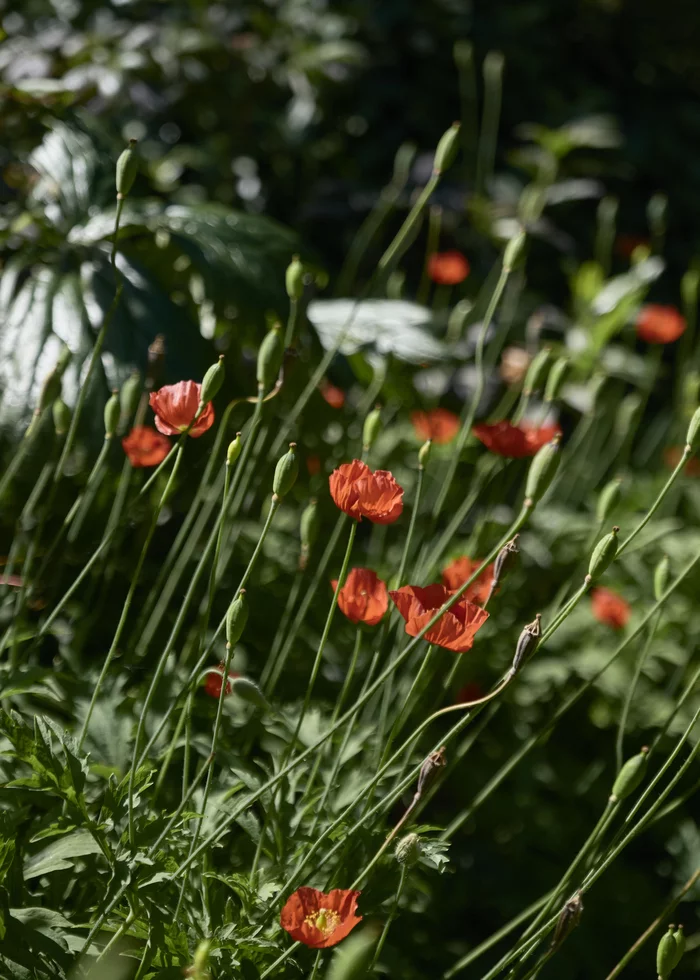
xmin=441 ymin=556 xmax=495 ymax=606
xmin=591 ymin=587 xmax=630 ymax=630
xmin=472 ymin=421 xmax=562 ymax=459
xmin=122 ymin=426 xmax=171 ymax=467
xmin=149 ymin=380 xmax=215 ymax=438
xmin=411 ymin=409 xmax=461 ymax=445
xmin=636 ymin=305 xmax=686 ymax=344
xmin=280 ymin=887 xmax=362 ymax=949
xmin=329 ymin=460 xmax=403 ymax=524
xmin=389 ymin=584 xmax=489 ymax=653
xmin=306 ymin=454 xmax=322 ymax=476
xmin=203 ymin=662 xmax=240 ymax=699
xmin=331 ymin=568 xmax=388 ymax=626
xmin=427 ymin=251 xmax=470 ymax=286
xmin=663 ymin=446 xmax=700 ymax=477
xmin=320 ymin=381 xmax=345 ymax=410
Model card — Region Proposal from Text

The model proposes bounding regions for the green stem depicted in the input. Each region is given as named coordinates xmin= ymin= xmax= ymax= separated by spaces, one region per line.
xmin=370 ymin=866 xmax=407 ymax=971
xmin=259 ymin=569 xmax=304 ymax=691
xmin=615 ymin=611 xmax=660 ymax=773
xmin=416 ymin=205 xmax=442 ymax=306
xmin=475 ymin=51 xmax=504 ymax=198
xmin=616 ymin=446 xmax=690 ymax=557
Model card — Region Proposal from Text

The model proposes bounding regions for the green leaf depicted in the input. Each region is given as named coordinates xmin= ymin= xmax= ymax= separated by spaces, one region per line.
xmin=24 ymin=829 xmax=102 ymax=879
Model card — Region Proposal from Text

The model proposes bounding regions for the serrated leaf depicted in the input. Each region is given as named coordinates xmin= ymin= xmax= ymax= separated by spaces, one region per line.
xmin=24 ymin=829 xmax=102 ymax=879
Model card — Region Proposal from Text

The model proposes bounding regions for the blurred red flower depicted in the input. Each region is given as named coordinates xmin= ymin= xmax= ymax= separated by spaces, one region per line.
xmin=329 ymin=460 xmax=403 ymax=524
xmin=591 ymin=587 xmax=630 ymax=630
xmin=332 ymin=568 xmax=388 ymax=626
xmin=204 ymin=662 xmax=240 ymax=699
xmin=441 ymin=556 xmax=494 ymax=606
xmin=389 ymin=583 xmax=489 ymax=653
xmin=428 ymin=251 xmax=470 ymax=285
xmin=472 ymin=420 xmax=561 ymax=458
xmin=149 ymin=380 xmax=215 ymax=437
xmin=280 ymin=887 xmax=362 ymax=948
xmin=320 ymin=380 xmax=346 ymax=409
xmin=411 ymin=409 xmax=461 ymax=445
xmin=636 ymin=305 xmax=686 ymax=344
xmin=455 ymin=681 xmax=484 ymax=704
xmin=122 ymin=426 xmax=171 ymax=467
xmin=664 ymin=446 xmax=700 ymax=477
xmin=306 ymin=454 xmax=322 ymax=476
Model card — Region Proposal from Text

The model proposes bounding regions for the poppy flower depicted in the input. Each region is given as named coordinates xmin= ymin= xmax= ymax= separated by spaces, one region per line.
xmin=389 ymin=583 xmax=489 ymax=653
xmin=122 ymin=426 xmax=171 ymax=467
xmin=331 ymin=568 xmax=388 ymax=626
xmin=203 ymin=662 xmax=240 ymax=699
xmin=427 ymin=251 xmax=470 ymax=286
xmin=329 ymin=460 xmax=403 ymax=524
xmin=472 ymin=420 xmax=561 ymax=459
xmin=320 ymin=381 xmax=345 ymax=409
xmin=306 ymin=454 xmax=322 ymax=476
xmin=149 ymin=380 xmax=215 ymax=438
xmin=591 ymin=587 xmax=630 ymax=630
xmin=441 ymin=556 xmax=495 ymax=606
xmin=636 ymin=305 xmax=686 ymax=345
xmin=411 ymin=409 xmax=461 ymax=445
xmin=663 ymin=446 xmax=700 ymax=477
xmin=280 ymin=887 xmax=362 ymax=949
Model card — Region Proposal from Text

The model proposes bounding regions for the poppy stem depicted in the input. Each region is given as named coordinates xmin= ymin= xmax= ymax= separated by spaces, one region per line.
xmin=369 ymin=866 xmax=407 ymax=972
xmin=308 ymin=950 xmax=323 ymax=980
xmin=615 ymin=610 xmax=661 ymax=775
xmin=416 ymin=204 xmax=442 ymax=306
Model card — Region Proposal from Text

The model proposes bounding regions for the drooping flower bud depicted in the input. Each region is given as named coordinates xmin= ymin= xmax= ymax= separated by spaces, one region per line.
xmin=273 ymin=443 xmax=299 ymax=499
xmin=588 ymin=526 xmax=619 ymax=581
xmin=610 ymin=746 xmax=649 ymax=802
xmin=226 ymin=432 xmax=242 ymax=467
xmin=257 ymin=323 xmax=284 ymax=392
xmin=103 ymin=390 xmax=120 ymax=438
xmin=116 ymin=139 xmax=139 ymax=199
xmin=654 ymin=555 xmax=670 ymax=602
xmin=52 ymin=398 xmax=71 ymax=436
xmin=487 ymin=534 xmax=520 ymax=605
xmin=120 ymin=371 xmax=142 ymax=428
xmin=551 ymin=893 xmax=583 ymax=950
xmin=416 ymin=746 xmax=446 ymax=797
xmin=225 ymin=589 xmax=248 ymax=648
xmin=656 ymin=925 xmax=677 ymax=980
xmin=522 ymin=347 xmax=552 ymax=397
xmin=670 ymin=925 xmax=686 ymax=969
xmin=596 ymin=478 xmax=622 ymax=524
xmin=418 ymin=439 xmax=432 ymax=470
xmin=326 ymin=925 xmax=381 ymax=980
xmin=524 ymin=434 xmax=561 ymax=507
xmin=395 ymin=832 xmax=422 ymax=867
xmin=685 ymin=405 xmax=700 ymax=452
xmin=544 ymin=355 xmax=571 ymax=403
xmin=433 ymin=122 xmax=461 ymax=175
xmin=230 ymin=676 xmax=269 ymax=711
xmin=362 ymin=405 xmax=382 ymax=452
xmin=299 ymin=498 xmax=320 ymax=570
xmin=200 ymin=355 xmax=225 ymax=406
xmin=510 ymin=613 xmax=542 ymax=676
xmin=286 ymin=254 xmax=304 ymax=300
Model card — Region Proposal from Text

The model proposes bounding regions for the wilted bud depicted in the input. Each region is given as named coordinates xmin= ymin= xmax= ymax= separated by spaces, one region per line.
xmin=491 ymin=534 xmax=519 ymax=595
xmin=654 ymin=555 xmax=670 ymax=602
xmin=286 ymin=254 xmax=304 ymax=300
xmin=103 ymin=390 xmax=120 ymax=438
xmin=433 ymin=122 xmax=461 ymax=175
xmin=116 ymin=139 xmax=139 ymax=199
xmin=300 ymin=498 xmax=320 ymax=570
xmin=656 ymin=925 xmax=677 ymax=980
xmin=52 ymin=398 xmax=71 ymax=436
xmin=685 ymin=406 xmax=700 ymax=452
xmin=551 ymin=893 xmax=583 ymax=950
xmin=273 ymin=443 xmax=299 ymax=499
xmin=503 ymin=229 xmax=526 ymax=271
xmin=418 ymin=439 xmax=432 ymax=470
xmin=588 ymin=526 xmax=619 ymax=581
xmin=230 ymin=676 xmax=269 ymax=711
xmin=120 ymin=371 xmax=142 ymax=428
xmin=226 ymin=432 xmax=242 ymax=467
xmin=610 ymin=747 xmax=648 ymax=802
xmin=326 ymin=925 xmax=380 ymax=980
xmin=225 ymin=589 xmax=248 ymax=648
xmin=416 ymin=746 xmax=446 ymax=797
xmin=544 ymin=355 xmax=571 ymax=403
xmin=670 ymin=925 xmax=686 ymax=969
xmin=522 ymin=347 xmax=552 ymax=397
xmin=596 ymin=478 xmax=622 ymax=524
xmin=510 ymin=613 xmax=542 ymax=676
xmin=200 ymin=355 xmax=225 ymax=406
xmin=524 ymin=434 xmax=561 ymax=507
xmin=362 ymin=405 xmax=382 ymax=452
xmin=257 ymin=323 xmax=284 ymax=392
xmin=395 ymin=832 xmax=422 ymax=867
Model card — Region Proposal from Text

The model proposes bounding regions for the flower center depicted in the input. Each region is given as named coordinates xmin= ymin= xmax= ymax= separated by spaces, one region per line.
xmin=305 ymin=908 xmax=340 ymax=936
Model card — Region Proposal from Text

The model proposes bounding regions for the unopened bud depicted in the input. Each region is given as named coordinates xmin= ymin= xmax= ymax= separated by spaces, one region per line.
xmin=523 ymin=347 xmax=552 ymax=396
xmin=685 ymin=405 xmax=700 ymax=452
xmin=510 ymin=613 xmax=541 ymax=676
xmin=52 ymin=398 xmax=71 ymax=436
xmin=503 ymin=229 xmax=526 ymax=271
xmin=433 ymin=122 xmax=461 ymax=175
xmin=230 ymin=676 xmax=269 ymax=711
xmin=286 ymin=254 xmax=304 ymax=300
xmin=104 ymin=390 xmax=120 ymax=438
xmin=227 ymin=432 xmax=242 ymax=466
xmin=596 ymin=478 xmax=622 ymax=523
xmin=657 ymin=924 xmax=677 ymax=980
xmin=120 ymin=371 xmax=142 ymax=427
xmin=225 ymin=590 xmax=248 ymax=647
xmin=395 ymin=833 xmax=422 ymax=867
xmin=30 ymin=347 xmax=71 ymax=430
xmin=610 ymin=747 xmax=648 ymax=802
xmin=257 ymin=323 xmax=284 ymax=392
xmin=418 ymin=439 xmax=432 ymax=470
xmin=524 ymin=434 xmax=561 ymax=506
xmin=544 ymin=355 xmax=571 ymax=403
xmin=273 ymin=443 xmax=299 ymax=499
xmin=416 ymin=746 xmax=446 ymax=796
xmin=362 ymin=405 xmax=382 ymax=451
xmin=200 ymin=355 xmax=225 ymax=405
xmin=654 ymin=555 xmax=670 ymax=602
xmin=551 ymin=893 xmax=583 ymax=950
xmin=116 ymin=139 xmax=138 ymax=199
xmin=670 ymin=925 xmax=686 ymax=969
xmin=588 ymin=526 xmax=619 ymax=581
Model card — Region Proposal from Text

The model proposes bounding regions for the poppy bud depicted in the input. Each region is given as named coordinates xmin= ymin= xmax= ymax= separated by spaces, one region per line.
xmin=120 ymin=371 xmax=142 ymax=427
xmin=524 ymin=434 xmax=561 ymax=507
xmin=596 ymin=478 xmax=622 ymax=524
xmin=362 ymin=405 xmax=382 ymax=452
xmin=433 ymin=122 xmax=461 ymax=175
xmin=551 ymin=893 xmax=583 ymax=950
xmin=522 ymin=347 xmax=552 ymax=396
xmin=273 ymin=443 xmax=299 ymax=499
xmin=52 ymin=398 xmax=71 ymax=436
xmin=510 ymin=613 xmax=541 ymax=676
xmin=503 ymin=229 xmax=526 ymax=272
xmin=200 ymin=355 xmax=225 ymax=406
xmin=227 ymin=432 xmax=242 ymax=467
xmin=685 ymin=406 xmax=700 ymax=452
xmin=286 ymin=254 xmax=304 ymax=300
xmin=588 ymin=526 xmax=619 ymax=581
xmin=27 ymin=347 xmax=72 ymax=436
xmin=492 ymin=534 xmax=519 ymax=589
xmin=656 ymin=925 xmax=677 ymax=980
xmin=610 ymin=746 xmax=648 ymax=802
xmin=300 ymin=498 xmax=320 ymax=567
xmin=230 ymin=676 xmax=269 ymax=711
xmin=418 ymin=439 xmax=432 ymax=470
xmin=225 ymin=589 xmax=248 ymax=647
xmin=654 ymin=555 xmax=670 ymax=602
xmin=104 ymin=390 xmax=120 ymax=438
xmin=326 ymin=925 xmax=380 ymax=980
xmin=544 ymin=355 xmax=571 ymax=403
xmin=670 ymin=925 xmax=686 ymax=969
xmin=257 ymin=323 xmax=284 ymax=392
xmin=416 ymin=746 xmax=446 ymax=797
xmin=116 ymin=139 xmax=138 ymax=199
xmin=395 ymin=832 xmax=422 ymax=867
xmin=189 ymin=939 xmax=211 ymax=979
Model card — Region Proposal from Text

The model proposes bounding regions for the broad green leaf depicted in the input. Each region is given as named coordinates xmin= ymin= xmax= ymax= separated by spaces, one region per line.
xmin=23 ymin=828 xmax=102 ymax=879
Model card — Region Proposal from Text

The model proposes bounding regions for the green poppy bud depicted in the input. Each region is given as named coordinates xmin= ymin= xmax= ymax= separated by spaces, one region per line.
xmin=257 ymin=323 xmax=284 ymax=392
xmin=230 ymin=676 xmax=269 ymax=712
xmin=28 ymin=347 xmax=71 ymax=437
xmin=300 ymin=498 xmax=320 ymax=550
xmin=191 ymin=939 xmax=211 ymax=979
xmin=103 ymin=390 xmax=120 ymax=438
xmin=116 ymin=139 xmax=139 ymax=199
xmin=523 ymin=347 xmax=552 ymax=396
xmin=273 ymin=443 xmax=299 ymax=499
xmin=225 ymin=589 xmax=248 ymax=648
xmin=588 ymin=526 xmax=619 ymax=581
xmin=610 ymin=747 xmax=648 ymax=802
xmin=395 ymin=832 xmax=422 ymax=867
xmin=326 ymin=925 xmax=380 ymax=980
xmin=503 ymin=229 xmax=526 ymax=271
xmin=226 ymin=432 xmax=242 ymax=467
xmin=524 ymin=434 xmax=561 ymax=506
xmin=120 ymin=371 xmax=142 ymax=428
xmin=654 ymin=555 xmax=670 ymax=602
xmin=656 ymin=925 xmax=677 ymax=980
xmin=670 ymin=925 xmax=686 ymax=969
xmin=596 ymin=478 xmax=622 ymax=524
xmin=200 ymin=355 xmax=225 ymax=405
xmin=52 ymin=398 xmax=71 ymax=436
xmin=362 ymin=405 xmax=382 ymax=451
xmin=286 ymin=254 xmax=304 ymax=300
xmin=544 ymin=355 xmax=571 ymax=403
xmin=433 ymin=122 xmax=461 ymax=175
xmin=685 ymin=406 xmax=700 ymax=451
xmin=418 ymin=438 xmax=432 ymax=470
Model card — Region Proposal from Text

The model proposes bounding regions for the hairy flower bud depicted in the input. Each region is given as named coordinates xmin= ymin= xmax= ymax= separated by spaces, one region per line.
xmin=273 ymin=443 xmax=299 ymax=499
xmin=103 ymin=390 xmax=120 ymax=438
xmin=227 ymin=432 xmax=242 ymax=467
xmin=657 ymin=925 xmax=677 ymax=980
xmin=544 ymin=355 xmax=571 ymax=403
xmin=362 ymin=405 xmax=382 ymax=452
xmin=418 ymin=438 xmax=432 ymax=470
xmin=686 ymin=405 xmax=700 ymax=452
xmin=433 ymin=122 xmax=461 ymax=175
xmin=524 ymin=434 xmax=561 ymax=506
xmin=52 ymin=398 xmax=71 ymax=436
xmin=286 ymin=254 xmax=304 ymax=300
xmin=257 ymin=323 xmax=284 ymax=392
xmin=395 ymin=833 xmax=422 ymax=867
xmin=596 ymin=478 xmax=622 ymax=524
xmin=230 ymin=676 xmax=269 ymax=711
xmin=670 ymin=925 xmax=686 ymax=969
xmin=510 ymin=613 xmax=542 ymax=676
xmin=610 ymin=747 xmax=648 ymax=802
xmin=116 ymin=139 xmax=139 ymax=199
xmin=200 ymin=355 xmax=225 ymax=406
xmin=522 ymin=347 xmax=552 ymax=397
xmin=654 ymin=555 xmax=670 ymax=602
xmin=225 ymin=589 xmax=248 ymax=648
xmin=588 ymin=526 xmax=619 ymax=581
xmin=27 ymin=347 xmax=72 ymax=437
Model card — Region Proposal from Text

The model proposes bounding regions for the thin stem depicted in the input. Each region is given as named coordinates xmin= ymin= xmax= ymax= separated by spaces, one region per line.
xmin=475 ymin=52 xmax=504 ymax=198
xmin=615 ymin=610 xmax=660 ymax=773
xmin=370 ymin=866 xmax=407 ymax=971
xmin=617 ymin=447 xmax=690 ymax=557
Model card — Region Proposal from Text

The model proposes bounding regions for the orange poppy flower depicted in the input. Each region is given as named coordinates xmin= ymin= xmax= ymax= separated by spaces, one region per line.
xmin=591 ymin=587 xmax=630 ymax=630
xmin=428 ymin=251 xmax=470 ymax=286
xmin=389 ymin=583 xmax=489 ymax=653
xmin=331 ymin=568 xmax=388 ymax=626
xmin=280 ymin=887 xmax=362 ymax=949
xmin=636 ymin=305 xmax=686 ymax=344
xmin=122 ymin=426 xmax=171 ymax=467
xmin=663 ymin=446 xmax=700 ymax=477
xmin=203 ymin=662 xmax=241 ymax=699
xmin=320 ymin=381 xmax=345 ymax=409
xmin=441 ymin=556 xmax=495 ymax=606
xmin=329 ymin=460 xmax=403 ymax=524
xmin=411 ymin=409 xmax=461 ymax=445
xmin=149 ymin=380 xmax=215 ymax=438
xmin=472 ymin=420 xmax=561 ymax=458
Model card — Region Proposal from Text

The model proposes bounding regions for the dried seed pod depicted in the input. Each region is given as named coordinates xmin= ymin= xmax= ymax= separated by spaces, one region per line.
xmin=416 ymin=746 xmax=447 ymax=797
xmin=492 ymin=534 xmax=520 ymax=589
xmin=610 ymin=746 xmax=649 ymax=802
xmin=670 ymin=925 xmax=686 ymax=969
xmin=286 ymin=254 xmax=304 ymax=300
xmin=433 ymin=122 xmax=461 ymax=175
xmin=544 ymin=355 xmax=571 ymax=403
xmin=103 ymin=390 xmax=120 ymax=438
xmin=395 ymin=832 xmax=422 ymax=867
xmin=52 ymin=398 xmax=71 ymax=436
xmin=418 ymin=438 xmax=432 ymax=471
xmin=551 ymin=892 xmax=583 ymax=949
xmin=588 ymin=526 xmax=619 ymax=581
xmin=510 ymin=613 xmax=542 ymax=676
xmin=273 ymin=443 xmax=299 ymax=499
xmin=116 ymin=139 xmax=138 ymax=199
xmin=362 ymin=405 xmax=382 ymax=452
xmin=685 ymin=405 xmax=700 ymax=452
xmin=225 ymin=589 xmax=248 ymax=648
xmin=524 ymin=434 xmax=561 ymax=507
xmin=657 ymin=924 xmax=677 ymax=980
xmin=522 ymin=347 xmax=552 ymax=397
xmin=226 ymin=432 xmax=242 ymax=467
xmin=596 ymin=478 xmax=622 ymax=523
xmin=200 ymin=355 xmax=225 ymax=405
xmin=654 ymin=555 xmax=670 ymax=602
xmin=257 ymin=323 xmax=284 ymax=392
xmin=230 ymin=676 xmax=269 ymax=711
